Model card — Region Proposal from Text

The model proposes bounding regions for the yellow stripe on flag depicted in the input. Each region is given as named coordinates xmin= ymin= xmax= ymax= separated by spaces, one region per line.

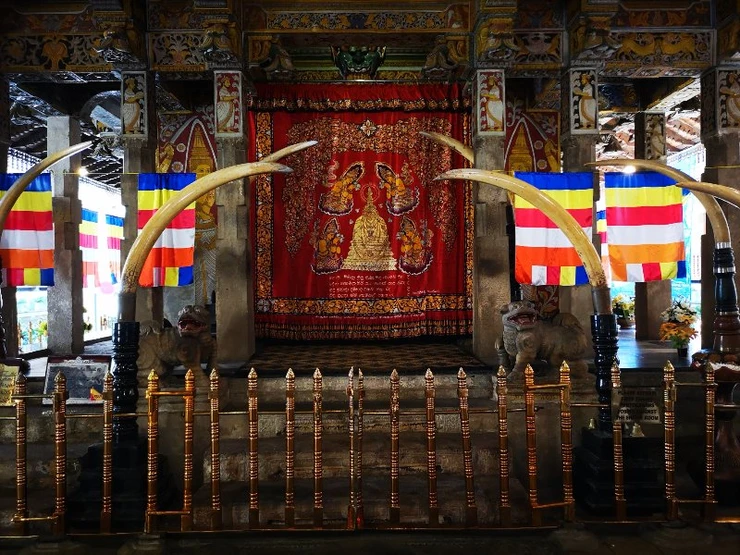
xmin=605 ymin=187 xmax=683 ymax=209
xmin=515 ymin=189 xmax=592 ymax=210
xmin=23 ymin=268 xmax=41 ymax=285
xmin=0 ymin=190 xmax=53 ymax=212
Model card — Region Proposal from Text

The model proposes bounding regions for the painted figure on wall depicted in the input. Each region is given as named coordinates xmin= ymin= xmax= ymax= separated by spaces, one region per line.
xmin=477 ymin=70 xmax=505 ymax=134
xmin=215 ymin=71 xmax=242 ymax=135
xmin=719 ymin=71 xmax=740 ymax=128
xmin=189 ymin=125 xmax=217 ymax=305
xmin=572 ymin=70 xmax=597 ymax=130
xmin=122 ymin=74 xmax=145 ymax=135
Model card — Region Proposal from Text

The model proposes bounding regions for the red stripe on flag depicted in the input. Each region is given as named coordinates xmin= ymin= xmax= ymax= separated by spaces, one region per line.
xmin=547 ymin=266 xmax=560 ymax=284
xmin=107 ymin=237 xmax=121 ymax=250
xmin=642 ymin=263 xmax=662 ymax=281
xmin=80 ymin=235 xmax=98 ymax=249
xmin=3 ymin=211 xmax=53 ymax=230
xmin=515 ymin=207 xmax=592 ymax=228
xmin=137 ymin=209 xmax=195 ymax=230
xmin=606 ymin=204 xmax=682 ymax=226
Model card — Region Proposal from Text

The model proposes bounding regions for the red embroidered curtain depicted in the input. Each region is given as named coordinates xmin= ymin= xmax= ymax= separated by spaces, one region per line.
xmin=250 ymin=83 xmax=472 ymax=340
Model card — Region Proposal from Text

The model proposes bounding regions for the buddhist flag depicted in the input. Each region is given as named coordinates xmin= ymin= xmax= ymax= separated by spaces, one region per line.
xmin=605 ymin=171 xmax=686 ymax=282
xmin=137 ymin=173 xmax=196 ymax=287
xmin=80 ymin=208 xmax=100 ymax=288
xmin=0 ymin=173 xmax=54 ymax=286
xmin=105 ymin=214 xmax=124 ymax=285
xmin=513 ymin=172 xmax=593 ymax=286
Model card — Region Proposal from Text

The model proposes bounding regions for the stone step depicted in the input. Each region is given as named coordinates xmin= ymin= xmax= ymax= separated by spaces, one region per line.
xmin=215 ymin=397 xmax=500 ymax=438
xmin=0 ymin=443 xmax=89 ymax=489
xmin=204 ymin=432 xmax=500 ymax=483
xmin=191 ymin=474 xmax=531 ymax=529
xmin=0 ymin=404 xmax=104 ymax=444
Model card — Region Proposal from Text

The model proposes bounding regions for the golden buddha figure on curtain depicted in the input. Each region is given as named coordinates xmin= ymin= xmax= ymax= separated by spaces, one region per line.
xmin=343 ymin=187 xmax=397 ymax=272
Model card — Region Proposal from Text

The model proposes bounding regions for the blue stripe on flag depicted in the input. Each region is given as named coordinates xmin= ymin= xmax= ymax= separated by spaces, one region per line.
xmin=575 ymin=266 xmax=588 ymax=285
xmin=596 ymin=209 xmax=606 ymax=220
xmin=105 ymin=214 xmax=124 ymax=227
xmin=178 ymin=266 xmax=193 ymax=286
xmin=677 ymin=260 xmax=687 ymax=279
xmin=514 ymin=172 xmax=593 ymax=190
xmin=40 ymin=268 xmax=55 ymax=286
xmin=0 ymin=173 xmax=52 ymax=192
xmin=605 ymin=171 xmax=676 ymax=189
xmin=138 ymin=173 xmax=197 ymax=191
xmin=81 ymin=208 xmax=98 ymax=223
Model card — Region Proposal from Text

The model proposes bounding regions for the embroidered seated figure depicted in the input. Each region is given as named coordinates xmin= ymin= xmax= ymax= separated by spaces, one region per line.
xmin=310 ymin=217 xmax=344 ymax=274
xmin=343 ymin=188 xmax=396 ymax=272
xmin=397 ymin=216 xmax=433 ymax=274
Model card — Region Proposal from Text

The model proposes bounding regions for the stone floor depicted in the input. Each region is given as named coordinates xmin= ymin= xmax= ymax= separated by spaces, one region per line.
xmin=25 ymin=327 xmax=700 ymax=378
xmin=1 ymin=523 xmax=739 ymax=554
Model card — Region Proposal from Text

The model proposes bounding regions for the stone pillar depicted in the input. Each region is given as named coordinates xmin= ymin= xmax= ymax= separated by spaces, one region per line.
xmin=0 ymin=79 xmax=18 ymax=357
xmin=559 ymin=68 xmax=600 ymax=343
xmin=471 ymin=69 xmax=510 ymax=365
xmin=120 ymin=71 xmax=162 ymax=324
xmin=47 ymin=116 xmax=84 ymax=354
xmin=700 ymin=68 xmax=740 ymax=347
xmin=633 ymin=111 xmax=672 ymax=340
xmin=214 ymin=70 xmax=254 ymax=362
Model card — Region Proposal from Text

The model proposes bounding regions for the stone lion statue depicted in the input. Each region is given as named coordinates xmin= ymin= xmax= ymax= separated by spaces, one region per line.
xmin=498 ymin=300 xmax=588 ymax=379
xmin=137 ymin=304 xmax=216 ymax=389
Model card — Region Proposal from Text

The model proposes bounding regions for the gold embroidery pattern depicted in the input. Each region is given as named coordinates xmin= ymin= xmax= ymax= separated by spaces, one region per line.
xmin=318 ymin=161 xmax=364 ymax=216
xmin=343 ymin=187 xmax=397 ymax=272
xmin=309 ymin=217 xmax=344 ymax=274
xmin=376 ymin=162 xmax=419 ymax=216
xmin=254 ymin=110 xmax=473 ymax=339
xmin=397 ymin=216 xmax=433 ymax=275
xmin=252 ymin=96 xmax=470 ymax=112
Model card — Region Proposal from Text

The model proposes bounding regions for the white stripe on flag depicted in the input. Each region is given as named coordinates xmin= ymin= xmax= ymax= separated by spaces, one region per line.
xmin=149 ymin=228 xmax=195 ymax=250
xmin=531 ymin=265 xmax=548 ymax=285
xmin=626 ymin=263 xmax=645 ymax=282
xmin=0 ymin=229 xmax=54 ymax=250
xmin=81 ymin=249 xmax=97 ymax=262
xmin=607 ymin=223 xmax=683 ymax=246
xmin=515 ymin=226 xmax=592 ymax=248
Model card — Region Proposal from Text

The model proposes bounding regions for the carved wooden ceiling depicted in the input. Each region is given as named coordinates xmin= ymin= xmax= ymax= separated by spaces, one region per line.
xmin=1 ymin=0 xmax=737 ymax=185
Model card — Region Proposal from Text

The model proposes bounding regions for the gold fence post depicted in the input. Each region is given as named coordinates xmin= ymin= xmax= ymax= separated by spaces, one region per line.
xmin=425 ymin=369 xmax=439 ymax=526
xmin=285 ymin=369 xmax=296 ymax=528
xmin=101 ymin=372 xmax=113 ymax=533
xmin=390 ymin=369 xmax=401 ymax=525
xmin=524 ymin=364 xmax=541 ymax=526
xmin=209 ymin=368 xmax=222 ymax=530
xmin=313 ymin=369 xmax=323 ymax=528
xmin=610 ymin=361 xmax=626 ymax=520
xmin=145 ymin=370 xmax=160 ymax=534
xmin=458 ymin=368 xmax=477 ymax=527
xmin=248 ymin=368 xmax=259 ymax=529
xmin=356 ymin=369 xmax=365 ymax=529
xmin=181 ymin=369 xmax=195 ymax=532
xmin=14 ymin=373 xmax=28 ymax=536
xmin=496 ymin=366 xmax=512 ymax=527
xmin=559 ymin=362 xmax=574 ymax=522
xmin=703 ymin=362 xmax=716 ymax=521
xmin=53 ymin=371 xmax=67 ymax=536
xmin=346 ymin=368 xmax=355 ymax=530
xmin=663 ymin=361 xmax=677 ymax=520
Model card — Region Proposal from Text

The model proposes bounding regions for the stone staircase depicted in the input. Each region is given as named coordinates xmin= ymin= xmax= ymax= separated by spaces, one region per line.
xmin=187 ymin=368 xmax=531 ymax=529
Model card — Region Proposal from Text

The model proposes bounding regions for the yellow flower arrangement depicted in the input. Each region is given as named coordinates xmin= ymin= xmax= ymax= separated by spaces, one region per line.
xmin=658 ymin=299 xmax=698 ymax=348
xmin=611 ymin=294 xmax=635 ymax=320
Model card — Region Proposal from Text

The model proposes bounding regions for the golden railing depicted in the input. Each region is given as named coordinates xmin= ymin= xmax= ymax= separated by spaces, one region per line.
xmin=5 ymin=360 xmax=738 ymax=536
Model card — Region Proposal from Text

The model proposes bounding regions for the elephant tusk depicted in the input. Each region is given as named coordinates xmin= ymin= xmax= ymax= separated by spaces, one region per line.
xmin=419 ymin=131 xmax=474 ymax=164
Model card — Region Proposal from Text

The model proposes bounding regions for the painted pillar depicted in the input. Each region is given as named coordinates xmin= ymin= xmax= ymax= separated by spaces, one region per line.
xmin=120 ymin=71 xmax=162 ymax=324
xmin=214 ymin=70 xmax=254 ymax=362
xmin=560 ymin=68 xmax=599 ymax=344
xmin=700 ymin=68 xmax=740 ymax=348
xmin=471 ymin=69 xmax=510 ymax=365
xmin=46 ymin=116 xmax=84 ymax=354
xmin=0 ymin=79 xmax=17 ymax=357
xmin=633 ymin=111 xmax=672 ymax=341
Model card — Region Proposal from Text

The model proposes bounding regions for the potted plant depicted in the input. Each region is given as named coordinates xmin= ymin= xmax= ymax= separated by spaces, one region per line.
xmin=659 ymin=299 xmax=698 ymax=357
xmin=612 ymin=294 xmax=635 ymax=329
